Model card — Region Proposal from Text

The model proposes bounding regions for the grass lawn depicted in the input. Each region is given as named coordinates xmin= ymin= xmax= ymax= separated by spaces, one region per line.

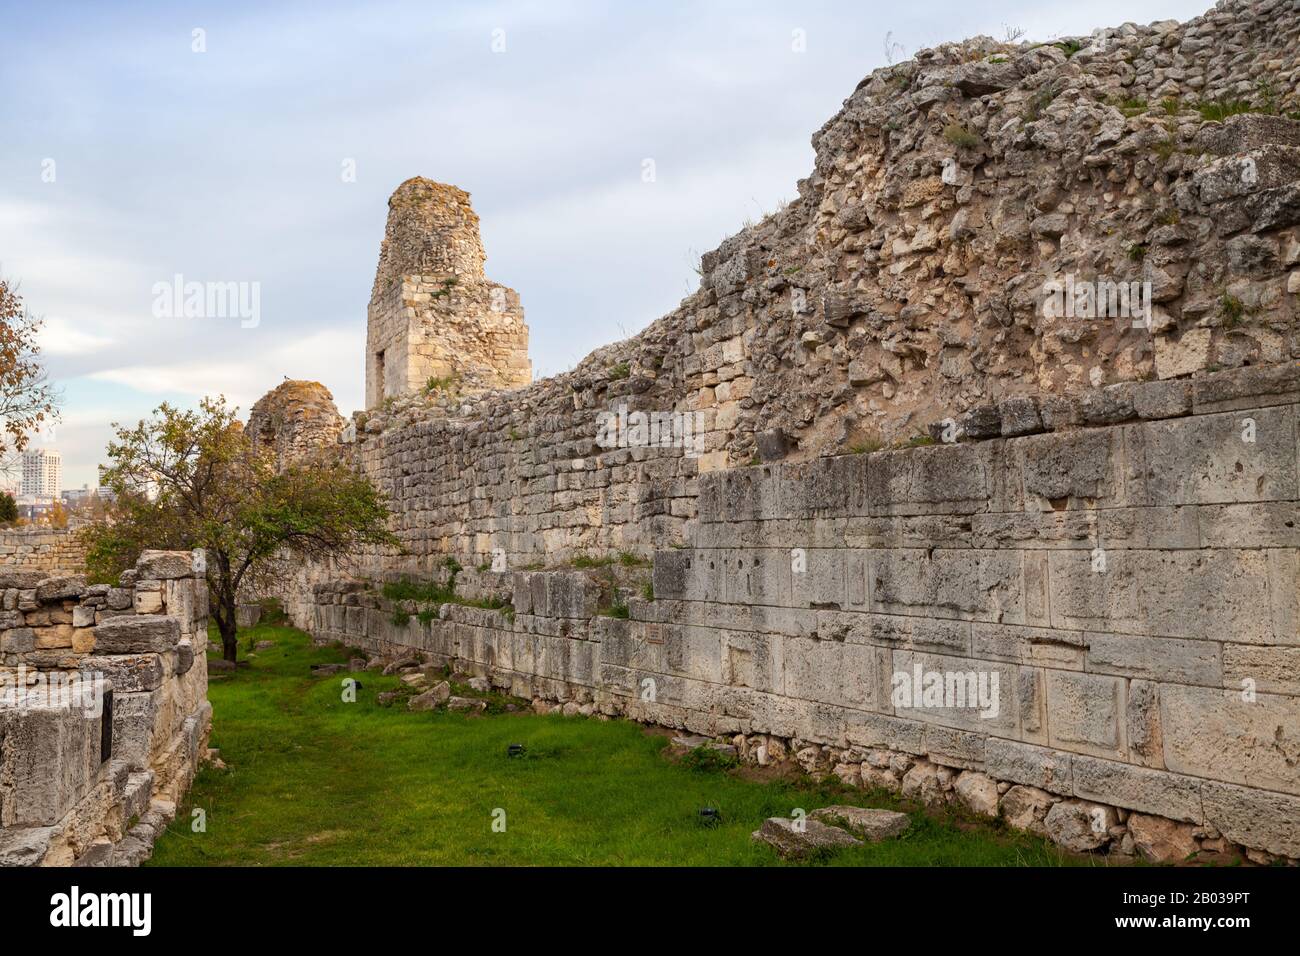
xmin=148 ymin=623 xmax=1102 ymax=866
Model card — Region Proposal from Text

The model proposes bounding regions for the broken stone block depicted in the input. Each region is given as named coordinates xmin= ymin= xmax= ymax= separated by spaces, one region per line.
xmin=751 ymin=817 xmax=862 ymax=859
xmin=953 ymin=771 xmax=1000 ymax=817
xmin=35 ymin=574 xmax=86 ymax=603
xmin=1043 ymin=799 xmax=1117 ymax=852
xmin=808 ymin=805 xmax=911 ymax=840
xmin=1000 ymin=785 xmax=1055 ymax=837
xmin=408 ymin=680 xmax=451 ymax=711
xmin=447 ymin=696 xmax=488 ymax=713
xmin=1127 ymin=813 xmax=1199 ymax=863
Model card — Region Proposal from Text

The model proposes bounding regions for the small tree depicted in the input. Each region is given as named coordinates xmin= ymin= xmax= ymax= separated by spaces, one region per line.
xmin=83 ymin=396 xmax=395 ymax=662
xmin=46 ymin=499 xmax=68 ymax=528
xmin=0 ymin=278 xmax=60 ymax=473
xmin=0 ymin=491 xmax=16 ymax=524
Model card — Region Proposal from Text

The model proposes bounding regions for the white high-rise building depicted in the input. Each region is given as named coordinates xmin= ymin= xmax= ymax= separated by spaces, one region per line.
xmin=21 ymin=448 xmax=62 ymax=498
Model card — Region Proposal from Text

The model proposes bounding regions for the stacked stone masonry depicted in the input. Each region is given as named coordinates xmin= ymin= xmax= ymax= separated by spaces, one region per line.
xmin=0 ymin=551 xmax=211 ymax=866
xmin=303 ymin=363 xmax=1300 ymax=862
xmin=0 ymin=528 xmax=87 ymax=572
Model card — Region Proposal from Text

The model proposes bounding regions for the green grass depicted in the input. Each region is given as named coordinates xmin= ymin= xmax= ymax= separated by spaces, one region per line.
xmin=149 ymin=624 xmax=1101 ymax=866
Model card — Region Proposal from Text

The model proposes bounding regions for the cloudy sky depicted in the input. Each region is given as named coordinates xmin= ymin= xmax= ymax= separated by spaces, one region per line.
xmin=1 ymin=0 xmax=1208 ymax=488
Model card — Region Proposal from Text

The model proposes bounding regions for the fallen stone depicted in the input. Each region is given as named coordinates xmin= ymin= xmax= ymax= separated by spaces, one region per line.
xmin=448 ymin=696 xmax=488 ymax=713
xmin=808 ymin=805 xmax=911 ymax=841
xmin=382 ymin=656 xmax=421 ymax=675
xmin=751 ymin=817 xmax=862 ymax=859
xmin=408 ymin=681 xmax=451 ymax=711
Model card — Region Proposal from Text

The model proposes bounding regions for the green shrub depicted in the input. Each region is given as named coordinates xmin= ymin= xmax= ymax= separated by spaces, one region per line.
xmin=943 ymin=123 xmax=981 ymax=150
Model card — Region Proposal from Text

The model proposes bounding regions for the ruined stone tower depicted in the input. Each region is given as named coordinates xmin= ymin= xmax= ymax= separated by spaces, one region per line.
xmin=365 ymin=178 xmax=531 ymax=407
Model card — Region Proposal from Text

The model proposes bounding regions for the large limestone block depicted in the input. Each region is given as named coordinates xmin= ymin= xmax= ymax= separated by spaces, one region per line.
xmin=1044 ymin=670 xmax=1125 ymax=759
xmin=35 ymin=574 xmax=86 ymax=603
xmin=1016 ymin=429 xmax=1123 ymax=508
xmin=985 ymin=738 xmax=1073 ymax=794
xmin=870 ymin=549 xmax=1023 ymax=623
xmin=889 ymin=650 xmax=1019 ymax=736
xmin=783 ymin=638 xmax=889 ymax=712
xmin=1124 ymin=406 xmax=1298 ymax=505
xmin=1201 ymin=780 xmax=1300 ymax=858
xmin=1048 ymin=548 xmax=1288 ymax=643
xmin=85 ymin=654 xmax=165 ymax=694
xmin=92 ymin=616 xmax=181 ymax=655
xmin=0 ymin=567 xmax=47 ymax=589
xmin=1160 ymin=684 xmax=1300 ymax=795
xmin=790 ymin=548 xmax=847 ymax=608
xmin=111 ymin=689 xmax=163 ymax=771
xmin=136 ymin=550 xmax=195 ymax=580
xmin=1084 ymin=632 xmax=1221 ymax=684
xmin=0 ymin=697 xmax=103 ymax=827
xmin=1070 ymin=755 xmax=1203 ymax=823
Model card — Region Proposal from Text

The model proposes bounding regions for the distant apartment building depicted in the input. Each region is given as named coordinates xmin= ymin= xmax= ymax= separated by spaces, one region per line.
xmin=21 ymin=448 xmax=62 ymax=498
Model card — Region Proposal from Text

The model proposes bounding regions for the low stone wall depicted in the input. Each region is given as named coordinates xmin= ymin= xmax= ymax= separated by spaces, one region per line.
xmin=0 ymin=550 xmax=211 ymax=866
xmin=301 ymin=364 xmax=1300 ymax=863
xmin=0 ymin=528 xmax=86 ymax=572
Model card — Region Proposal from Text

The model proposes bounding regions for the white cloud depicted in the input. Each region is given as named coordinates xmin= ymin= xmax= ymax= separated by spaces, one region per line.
xmin=37 ymin=315 xmax=114 ymax=355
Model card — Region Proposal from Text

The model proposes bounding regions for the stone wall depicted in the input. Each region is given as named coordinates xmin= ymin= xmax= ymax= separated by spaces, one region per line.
xmin=0 ymin=528 xmax=86 ymax=571
xmin=301 ymin=363 xmax=1300 ymax=862
xmin=0 ymin=550 xmax=211 ymax=866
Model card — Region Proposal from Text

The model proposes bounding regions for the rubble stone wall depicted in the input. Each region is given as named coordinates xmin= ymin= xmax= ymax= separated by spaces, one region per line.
xmin=0 ymin=550 xmax=211 ymax=866
xmin=0 ymin=528 xmax=87 ymax=572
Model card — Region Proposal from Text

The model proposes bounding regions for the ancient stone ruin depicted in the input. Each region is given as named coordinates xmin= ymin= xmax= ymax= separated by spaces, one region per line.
xmin=251 ymin=0 xmax=1300 ymax=865
xmin=366 ymin=177 xmax=532 ymax=408
xmin=0 ymin=552 xmax=211 ymax=866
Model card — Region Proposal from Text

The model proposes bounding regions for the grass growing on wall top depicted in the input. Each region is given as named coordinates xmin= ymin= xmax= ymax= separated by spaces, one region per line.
xmin=148 ymin=625 xmax=1102 ymax=867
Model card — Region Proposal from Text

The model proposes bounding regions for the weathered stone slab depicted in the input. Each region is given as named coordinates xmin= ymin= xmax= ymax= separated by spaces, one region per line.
xmin=809 ymin=805 xmax=911 ymax=839
xmin=751 ymin=816 xmax=862 ymax=858
xmin=1070 ymin=755 xmax=1203 ymax=823
xmin=1161 ymin=684 xmax=1300 ymax=795
xmin=1124 ymin=406 xmax=1298 ymax=506
xmin=92 ymin=616 xmax=181 ymax=655
xmin=1201 ymin=780 xmax=1300 ymax=858
xmin=1045 ymin=671 xmax=1124 ymax=758
xmin=136 ymin=550 xmax=195 ymax=580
